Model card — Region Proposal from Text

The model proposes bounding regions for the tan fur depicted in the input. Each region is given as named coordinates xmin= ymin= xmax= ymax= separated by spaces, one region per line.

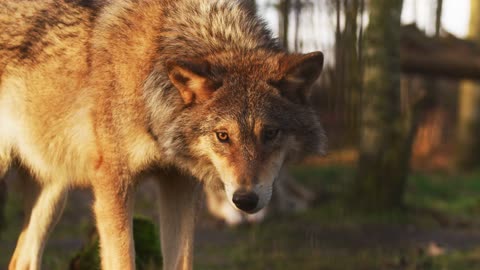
xmin=0 ymin=1 xmax=326 ymax=269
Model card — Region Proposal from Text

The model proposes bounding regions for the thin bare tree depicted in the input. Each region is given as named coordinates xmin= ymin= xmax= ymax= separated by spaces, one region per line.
xmin=456 ymin=0 xmax=480 ymax=170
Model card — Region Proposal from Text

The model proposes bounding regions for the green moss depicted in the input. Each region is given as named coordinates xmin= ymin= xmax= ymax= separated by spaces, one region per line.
xmin=133 ymin=217 xmax=162 ymax=269
xmin=70 ymin=217 xmax=162 ymax=270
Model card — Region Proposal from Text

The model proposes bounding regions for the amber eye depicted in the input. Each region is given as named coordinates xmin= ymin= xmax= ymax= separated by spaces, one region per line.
xmin=216 ymin=131 xmax=229 ymax=142
xmin=264 ymin=128 xmax=280 ymax=141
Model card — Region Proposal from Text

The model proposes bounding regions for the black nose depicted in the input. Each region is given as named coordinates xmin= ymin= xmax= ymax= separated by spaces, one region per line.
xmin=232 ymin=191 xmax=259 ymax=212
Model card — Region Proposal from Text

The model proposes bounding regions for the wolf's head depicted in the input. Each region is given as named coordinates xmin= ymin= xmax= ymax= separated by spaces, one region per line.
xmin=152 ymin=50 xmax=325 ymax=213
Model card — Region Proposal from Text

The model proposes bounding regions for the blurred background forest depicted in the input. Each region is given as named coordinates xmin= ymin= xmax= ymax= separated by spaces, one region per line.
xmin=3 ymin=0 xmax=480 ymax=269
xmin=255 ymin=0 xmax=480 ymax=210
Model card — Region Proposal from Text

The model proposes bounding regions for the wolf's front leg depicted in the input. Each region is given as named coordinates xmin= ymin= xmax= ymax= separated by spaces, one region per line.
xmin=92 ymin=176 xmax=135 ymax=270
xmin=9 ymin=170 xmax=68 ymax=270
xmin=156 ymin=169 xmax=201 ymax=270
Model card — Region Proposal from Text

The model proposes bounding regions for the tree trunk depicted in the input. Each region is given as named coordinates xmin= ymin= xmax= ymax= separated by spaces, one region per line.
xmin=334 ymin=0 xmax=345 ymax=125
xmin=456 ymin=0 xmax=480 ymax=170
xmin=350 ymin=0 xmax=408 ymax=211
xmin=435 ymin=0 xmax=443 ymax=36
xmin=278 ymin=0 xmax=291 ymax=50
xmin=293 ymin=0 xmax=302 ymax=52
xmin=343 ymin=0 xmax=361 ymax=143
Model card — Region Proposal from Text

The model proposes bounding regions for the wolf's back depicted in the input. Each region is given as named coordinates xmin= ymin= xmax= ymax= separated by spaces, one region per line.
xmin=0 ymin=0 xmax=96 ymax=73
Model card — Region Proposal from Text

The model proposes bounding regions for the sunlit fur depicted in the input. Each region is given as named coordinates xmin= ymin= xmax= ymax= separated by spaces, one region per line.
xmin=0 ymin=0 xmax=326 ymax=269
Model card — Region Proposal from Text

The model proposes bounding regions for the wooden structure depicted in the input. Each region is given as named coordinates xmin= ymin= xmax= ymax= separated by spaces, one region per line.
xmin=401 ymin=24 xmax=480 ymax=80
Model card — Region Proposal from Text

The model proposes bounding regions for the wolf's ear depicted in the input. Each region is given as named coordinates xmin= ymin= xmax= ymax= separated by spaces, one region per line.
xmin=167 ymin=59 xmax=221 ymax=105
xmin=272 ymin=51 xmax=324 ymax=104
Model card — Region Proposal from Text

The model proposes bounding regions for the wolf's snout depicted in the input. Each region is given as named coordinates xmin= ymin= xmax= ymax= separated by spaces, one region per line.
xmin=232 ymin=191 xmax=259 ymax=212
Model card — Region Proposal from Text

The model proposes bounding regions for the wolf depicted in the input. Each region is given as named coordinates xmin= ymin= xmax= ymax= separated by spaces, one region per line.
xmin=0 ymin=0 xmax=326 ymax=269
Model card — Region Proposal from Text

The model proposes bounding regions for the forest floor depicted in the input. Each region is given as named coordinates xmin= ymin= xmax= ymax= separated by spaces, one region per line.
xmin=2 ymin=163 xmax=480 ymax=270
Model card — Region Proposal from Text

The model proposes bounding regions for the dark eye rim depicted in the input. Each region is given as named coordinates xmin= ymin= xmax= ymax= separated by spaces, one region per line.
xmin=264 ymin=128 xmax=280 ymax=141
xmin=216 ymin=131 xmax=230 ymax=142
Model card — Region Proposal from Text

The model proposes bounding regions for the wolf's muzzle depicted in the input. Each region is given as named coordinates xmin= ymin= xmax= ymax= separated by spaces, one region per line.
xmin=232 ymin=190 xmax=259 ymax=212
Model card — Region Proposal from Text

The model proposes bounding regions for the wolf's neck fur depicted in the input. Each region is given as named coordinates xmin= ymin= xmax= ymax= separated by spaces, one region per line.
xmin=157 ymin=0 xmax=280 ymax=62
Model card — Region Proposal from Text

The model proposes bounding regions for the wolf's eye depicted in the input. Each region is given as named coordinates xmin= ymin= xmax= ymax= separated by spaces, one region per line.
xmin=216 ymin=131 xmax=229 ymax=142
xmin=263 ymin=128 xmax=280 ymax=142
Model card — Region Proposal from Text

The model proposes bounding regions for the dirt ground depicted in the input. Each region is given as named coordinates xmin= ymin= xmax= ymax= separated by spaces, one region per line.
xmin=2 ymin=166 xmax=480 ymax=270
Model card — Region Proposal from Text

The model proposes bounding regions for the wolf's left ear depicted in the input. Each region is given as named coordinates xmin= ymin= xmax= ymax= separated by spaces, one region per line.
xmin=272 ymin=51 xmax=324 ymax=103
xmin=166 ymin=59 xmax=222 ymax=105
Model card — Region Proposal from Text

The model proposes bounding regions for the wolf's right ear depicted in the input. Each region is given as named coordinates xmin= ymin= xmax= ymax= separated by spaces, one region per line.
xmin=166 ymin=59 xmax=222 ymax=105
xmin=272 ymin=51 xmax=324 ymax=104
